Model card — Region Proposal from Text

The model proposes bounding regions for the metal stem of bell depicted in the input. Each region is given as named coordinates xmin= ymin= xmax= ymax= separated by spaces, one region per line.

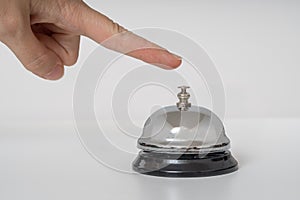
xmin=176 ymin=86 xmax=192 ymax=111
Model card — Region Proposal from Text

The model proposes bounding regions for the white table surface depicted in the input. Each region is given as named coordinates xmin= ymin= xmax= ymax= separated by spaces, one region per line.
xmin=0 ymin=119 xmax=299 ymax=200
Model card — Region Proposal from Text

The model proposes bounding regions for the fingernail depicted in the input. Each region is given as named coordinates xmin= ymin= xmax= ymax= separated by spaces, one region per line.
xmin=44 ymin=64 xmax=63 ymax=80
xmin=172 ymin=53 xmax=182 ymax=61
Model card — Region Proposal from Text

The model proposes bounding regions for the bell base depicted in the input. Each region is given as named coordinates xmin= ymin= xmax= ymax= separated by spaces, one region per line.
xmin=132 ymin=150 xmax=238 ymax=178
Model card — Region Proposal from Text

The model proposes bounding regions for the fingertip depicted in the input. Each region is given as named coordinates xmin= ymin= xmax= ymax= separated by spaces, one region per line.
xmin=155 ymin=52 xmax=182 ymax=70
xmin=127 ymin=48 xmax=182 ymax=70
xmin=43 ymin=64 xmax=64 ymax=80
xmin=152 ymin=59 xmax=182 ymax=70
xmin=166 ymin=55 xmax=182 ymax=69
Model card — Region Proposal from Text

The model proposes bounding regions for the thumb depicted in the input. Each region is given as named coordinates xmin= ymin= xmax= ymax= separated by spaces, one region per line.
xmin=2 ymin=25 xmax=64 ymax=80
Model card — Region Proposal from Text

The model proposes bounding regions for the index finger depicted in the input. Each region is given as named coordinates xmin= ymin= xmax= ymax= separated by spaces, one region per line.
xmin=73 ymin=2 xmax=182 ymax=69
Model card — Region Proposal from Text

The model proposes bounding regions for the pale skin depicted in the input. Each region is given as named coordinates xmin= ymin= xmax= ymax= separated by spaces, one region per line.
xmin=0 ymin=0 xmax=182 ymax=80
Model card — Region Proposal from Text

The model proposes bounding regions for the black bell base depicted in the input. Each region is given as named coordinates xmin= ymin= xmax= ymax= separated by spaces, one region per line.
xmin=132 ymin=150 xmax=238 ymax=178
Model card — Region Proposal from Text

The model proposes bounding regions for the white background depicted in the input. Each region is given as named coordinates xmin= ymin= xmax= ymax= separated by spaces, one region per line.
xmin=1 ymin=0 xmax=300 ymax=121
xmin=0 ymin=0 xmax=299 ymax=199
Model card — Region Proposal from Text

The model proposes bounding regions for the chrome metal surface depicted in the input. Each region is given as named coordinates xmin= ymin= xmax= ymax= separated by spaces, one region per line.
xmin=138 ymin=105 xmax=230 ymax=153
xmin=176 ymin=86 xmax=191 ymax=111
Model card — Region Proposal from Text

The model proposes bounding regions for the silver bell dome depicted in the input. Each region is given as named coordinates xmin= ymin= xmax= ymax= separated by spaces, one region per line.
xmin=137 ymin=86 xmax=230 ymax=154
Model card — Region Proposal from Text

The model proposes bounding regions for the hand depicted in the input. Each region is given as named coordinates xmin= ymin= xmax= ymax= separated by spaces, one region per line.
xmin=0 ymin=0 xmax=182 ymax=80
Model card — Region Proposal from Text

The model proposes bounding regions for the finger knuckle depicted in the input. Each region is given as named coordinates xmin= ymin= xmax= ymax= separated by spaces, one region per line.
xmin=24 ymin=53 xmax=49 ymax=73
xmin=56 ymin=0 xmax=83 ymax=28
xmin=111 ymin=21 xmax=126 ymax=35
